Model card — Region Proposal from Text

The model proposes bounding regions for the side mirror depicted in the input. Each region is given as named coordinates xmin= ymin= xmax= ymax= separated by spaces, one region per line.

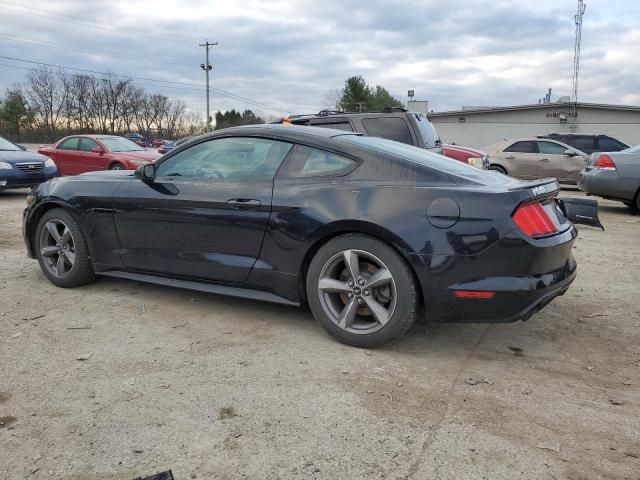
xmin=564 ymin=149 xmax=577 ymax=157
xmin=91 ymin=147 xmax=104 ymax=154
xmin=135 ymin=163 xmax=156 ymax=182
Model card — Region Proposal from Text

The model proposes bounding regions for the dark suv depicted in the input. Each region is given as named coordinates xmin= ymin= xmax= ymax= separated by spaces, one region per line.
xmin=538 ymin=133 xmax=628 ymax=155
xmin=274 ymin=108 xmax=443 ymax=154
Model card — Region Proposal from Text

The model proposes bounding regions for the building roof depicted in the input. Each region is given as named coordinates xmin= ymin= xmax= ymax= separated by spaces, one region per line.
xmin=430 ymin=102 xmax=640 ymax=117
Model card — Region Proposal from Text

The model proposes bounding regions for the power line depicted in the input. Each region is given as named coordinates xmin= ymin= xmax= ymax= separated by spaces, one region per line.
xmin=0 ymin=0 xmax=198 ymax=44
xmin=0 ymin=61 xmax=286 ymax=113
xmin=0 ymin=35 xmax=195 ymax=68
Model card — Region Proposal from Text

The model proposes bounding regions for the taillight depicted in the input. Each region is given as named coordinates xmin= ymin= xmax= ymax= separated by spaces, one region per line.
xmin=513 ymin=202 xmax=558 ymax=238
xmin=594 ymin=154 xmax=616 ymax=170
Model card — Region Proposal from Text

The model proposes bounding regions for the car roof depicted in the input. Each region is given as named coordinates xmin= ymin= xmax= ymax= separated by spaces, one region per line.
xmin=204 ymin=123 xmax=362 ymax=140
xmin=540 ymin=133 xmax=614 ymax=138
xmin=275 ymin=108 xmax=418 ymax=122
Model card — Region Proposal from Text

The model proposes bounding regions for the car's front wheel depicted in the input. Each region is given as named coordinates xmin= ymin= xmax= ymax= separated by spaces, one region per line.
xmin=36 ymin=208 xmax=96 ymax=288
xmin=489 ymin=164 xmax=508 ymax=175
xmin=109 ymin=163 xmax=124 ymax=170
xmin=306 ymin=234 xmax=418 ymax=348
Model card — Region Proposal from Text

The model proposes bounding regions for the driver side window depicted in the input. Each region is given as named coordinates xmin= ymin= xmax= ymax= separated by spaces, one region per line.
xmin=155 ymin=137 xmax=293 ymax=180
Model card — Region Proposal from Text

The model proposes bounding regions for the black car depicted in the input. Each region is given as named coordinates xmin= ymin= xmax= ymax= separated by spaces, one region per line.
xmin=274 ymin=108 xmax=443 ymax=154
xmin=538 ymin=133 xmax=628 ymax=155
xmin=157 ymin=136 xmax=196 ymax=155
xmin=23 ymin=125 xmax=587 ymax=347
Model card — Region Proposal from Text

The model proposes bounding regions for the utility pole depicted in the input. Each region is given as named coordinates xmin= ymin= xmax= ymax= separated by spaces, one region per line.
xmin=569 ymin=0 xmax=586 ymax=132
xmin=199 ymin=40 xmax=217 ymax=132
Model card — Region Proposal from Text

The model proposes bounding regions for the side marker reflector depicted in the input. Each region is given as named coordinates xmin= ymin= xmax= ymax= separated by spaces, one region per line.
xmin=454 ymin=291 xmax=496 ymax=299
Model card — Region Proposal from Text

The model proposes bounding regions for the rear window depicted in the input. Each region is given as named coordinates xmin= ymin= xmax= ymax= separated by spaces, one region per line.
xmin=598 ymin=138 xmax=627 ymax=151
xmin=361 ymin=117 xmax=414 ymax=145
xmin=413 ymin=113 xmax=441 ymax=149
xmin=338 ymin=135 xmax=477 ymax=174
xmin=504 ymin=141 xmax=537 ymax=153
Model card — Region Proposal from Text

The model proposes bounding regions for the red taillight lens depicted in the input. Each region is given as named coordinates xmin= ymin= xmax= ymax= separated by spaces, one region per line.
xmin=594 ymin=154 xmax=616 ymax=170
xmin=513 ymin=202 xmax=558 ymax=238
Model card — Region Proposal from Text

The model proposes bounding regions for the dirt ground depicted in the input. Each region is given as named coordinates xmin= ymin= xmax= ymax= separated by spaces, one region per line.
xmin=1 ymin=187 xmax=639 ymax=480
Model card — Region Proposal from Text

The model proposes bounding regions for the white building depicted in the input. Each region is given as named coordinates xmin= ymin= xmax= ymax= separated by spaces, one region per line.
xmin=429 ymin=102 xmax=640 ymax=149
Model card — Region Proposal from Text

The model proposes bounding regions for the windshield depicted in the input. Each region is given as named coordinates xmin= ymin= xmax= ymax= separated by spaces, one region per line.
xmin=338 ymin=134 xmax=478 ymax=174
xmin=0 ymin=136 xmax=20 ymax=151
xmin=99 ymin=137 xmax=145 ymax=152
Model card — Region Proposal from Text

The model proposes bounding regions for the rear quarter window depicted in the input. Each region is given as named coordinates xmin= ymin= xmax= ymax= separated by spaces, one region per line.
xmin=280 ymin=144 xmax=358 ymax=178
xmin=361 ymin=117 xmax=414 ymax=145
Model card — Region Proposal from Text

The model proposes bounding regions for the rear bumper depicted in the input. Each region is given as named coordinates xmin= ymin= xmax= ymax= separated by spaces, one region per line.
xmin=410 ymin=226 xmax=578 ymax=323
xmin=578 ymin=168 xmax=635 ymax=202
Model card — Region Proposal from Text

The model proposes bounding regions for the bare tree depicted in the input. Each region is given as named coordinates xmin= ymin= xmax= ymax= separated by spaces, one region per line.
xmin=25 ymin=67 xmax=69 ymax=134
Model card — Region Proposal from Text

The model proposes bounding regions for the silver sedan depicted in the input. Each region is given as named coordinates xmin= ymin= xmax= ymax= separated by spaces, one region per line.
xmin=578 ymin=145 xmax=640 ymax=212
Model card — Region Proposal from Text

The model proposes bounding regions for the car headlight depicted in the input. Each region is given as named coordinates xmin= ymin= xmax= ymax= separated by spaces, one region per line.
xmin=44 ymin=158 xmax=56 ymax=168
xmin=0 ymin=161 xmax=12 ymax=169
xmin=467 ymin=157 xmax=484 ymax=169
xmin=128 ymin=159 xmax=150 ymax=166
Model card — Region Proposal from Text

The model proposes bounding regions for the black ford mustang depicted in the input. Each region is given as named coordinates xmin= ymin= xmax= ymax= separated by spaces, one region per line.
xmin=23 ymin=125 xmax=589 ymax=347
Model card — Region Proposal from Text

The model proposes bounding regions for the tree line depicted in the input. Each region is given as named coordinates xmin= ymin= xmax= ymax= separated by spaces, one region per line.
xmin=0 ymin=68 xmax=263 ymax=143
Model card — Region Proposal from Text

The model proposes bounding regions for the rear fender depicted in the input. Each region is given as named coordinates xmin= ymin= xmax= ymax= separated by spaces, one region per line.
xmin=558 ymin=197 xmax=604 ymax=230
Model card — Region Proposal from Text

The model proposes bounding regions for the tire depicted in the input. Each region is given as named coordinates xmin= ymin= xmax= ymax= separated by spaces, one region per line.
xmin=109 ymin=163 xmax=124 ymax=170
xmin=489 ymin=164 xmax=507 ymax=175
xmin=35 ymin=208 xmax=96 ymax=288
xmin=623 ymin=201 xmax=638 ymax=212
xmin=306 ymin=234 xmax=418 ymax=348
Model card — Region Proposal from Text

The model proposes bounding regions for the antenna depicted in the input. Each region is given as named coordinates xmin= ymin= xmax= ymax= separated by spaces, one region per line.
xmin=569 ymin=0 xmax=586 ymax=132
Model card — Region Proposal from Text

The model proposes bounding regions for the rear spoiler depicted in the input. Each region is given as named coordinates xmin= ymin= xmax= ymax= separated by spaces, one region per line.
xmin=557 ymin=197 xmax=604 ymax=230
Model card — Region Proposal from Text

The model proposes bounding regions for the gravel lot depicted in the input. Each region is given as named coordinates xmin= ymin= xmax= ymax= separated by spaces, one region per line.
xmin=1 ymin=188 xmax=639 ymax=479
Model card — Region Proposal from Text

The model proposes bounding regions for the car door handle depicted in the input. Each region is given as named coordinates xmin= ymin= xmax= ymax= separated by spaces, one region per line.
xmin=226 ymin=198 xmax=262 ymax=209
xmin=505 ymin=156 xmax=515 ymax=159
xmin=540 ymin=158 xmax=550 ymax=162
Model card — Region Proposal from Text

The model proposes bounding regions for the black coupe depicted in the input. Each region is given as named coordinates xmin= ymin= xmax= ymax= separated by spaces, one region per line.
xmin=24 ymin=125 xmax=587 ymax=347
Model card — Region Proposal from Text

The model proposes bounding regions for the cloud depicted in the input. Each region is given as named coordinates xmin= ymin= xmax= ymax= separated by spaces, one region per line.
xmin=0 ymin=0 xmax=638 ymax=119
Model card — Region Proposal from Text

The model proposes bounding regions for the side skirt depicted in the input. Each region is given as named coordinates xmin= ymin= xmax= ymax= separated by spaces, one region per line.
xmin=98 ymin=270 xmax=301 ymax=307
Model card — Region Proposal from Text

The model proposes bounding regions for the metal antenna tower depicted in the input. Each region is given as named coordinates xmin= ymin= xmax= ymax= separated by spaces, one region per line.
xmin=569 ymin=0 xmax=586 ymax=132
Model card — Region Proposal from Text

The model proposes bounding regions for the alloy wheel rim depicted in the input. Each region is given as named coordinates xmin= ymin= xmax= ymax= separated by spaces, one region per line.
xmin=317 ymin=249 xmax=397 ymax=335
xmin=39 ymin=219 xmax=76 ymax=278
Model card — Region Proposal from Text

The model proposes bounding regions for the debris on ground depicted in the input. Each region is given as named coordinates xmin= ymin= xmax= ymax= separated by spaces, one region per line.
xmin=8 ymin=332 xmax=23 ymax=340
xmin=537 ymin=441 xmax=561 ymax=453
xmin=76 ymin=353 xmax=93 ymax=361
xmin=219 ymin=407 xmax=238 ymax=419
xmin=609 ymin=399 xmax=624 ymax=405
xmin=509 ymin=346 xmax=524 ymax=356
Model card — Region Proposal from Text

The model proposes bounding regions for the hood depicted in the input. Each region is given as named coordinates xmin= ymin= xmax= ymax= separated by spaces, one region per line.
xmin=114 ymin=150 xmax=161 ymax=162
xmin=0 ymin=150 xmax=49 ymax=164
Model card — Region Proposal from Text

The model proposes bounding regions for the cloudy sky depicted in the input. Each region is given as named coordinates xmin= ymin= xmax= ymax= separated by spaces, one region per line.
xmin=0 ymin=0 xmax=638 ymax=120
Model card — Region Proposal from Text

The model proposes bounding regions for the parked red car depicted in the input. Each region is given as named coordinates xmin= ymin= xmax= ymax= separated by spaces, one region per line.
xmin=151 ymin=139 xmax=166 ymax=148
xmin=38 ymin=135 xmax=161 ymax=176
xmin=443 ymin=144 xmax=488 ymax=169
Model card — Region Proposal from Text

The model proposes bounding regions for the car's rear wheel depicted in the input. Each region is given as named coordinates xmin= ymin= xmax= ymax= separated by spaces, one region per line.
xmin=489 ymin=164 xmax=507 ymax=175
xmin=109 ymin=163 xmax=124 ymax=170
xmin=623 ymin=201 xmax=638 ymax=212
xmin=36 ymin=208 xmax=95 ymax=288
xmin=306 ymin=234 xmax=418 ymax=348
